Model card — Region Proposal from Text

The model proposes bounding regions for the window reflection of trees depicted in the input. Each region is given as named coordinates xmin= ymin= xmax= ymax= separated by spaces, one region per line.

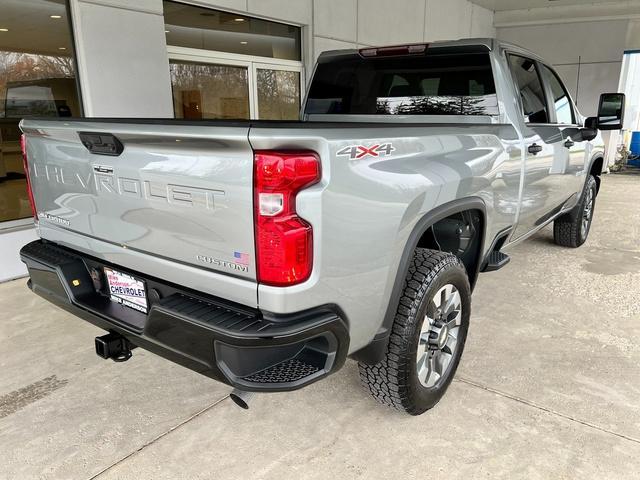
xmin=169 ymin=61 xmax=300 ymax=120
xmin=170 ymin=61 xmax=250 ymax=119
xmin=0 ymin=52 xmax=75 ymax=118
xmin=376 ymin=95 xmax=498 ymax=116
xmin=257 ymin=69 xmax=299 ymax=120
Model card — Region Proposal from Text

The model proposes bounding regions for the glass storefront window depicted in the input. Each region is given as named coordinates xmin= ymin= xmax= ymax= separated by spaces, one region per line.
xmin=164 ymin=2 xmax=302 ymax=121
xmin=170 ymin=60 xmax=250 ymax=120
xmin=163 ymin=1 xmax=301 ymax=61
xmin=257 ymin=69 xmax=300 ymax=120
xmin=0 ymin=0 xmax=81 ymax=224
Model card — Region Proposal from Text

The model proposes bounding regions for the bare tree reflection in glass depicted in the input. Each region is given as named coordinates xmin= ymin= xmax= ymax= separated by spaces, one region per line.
xmin=376 ymin=95 xmax=498 ymax=116
xmin=257 ymin=69 xmax=300 ymax=120
xmin=169 ymin=60 xmax=250 ymax=119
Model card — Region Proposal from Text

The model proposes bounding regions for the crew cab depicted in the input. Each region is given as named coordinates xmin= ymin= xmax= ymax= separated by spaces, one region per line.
xmin=19 ymin=39 xmax=624 ymax=414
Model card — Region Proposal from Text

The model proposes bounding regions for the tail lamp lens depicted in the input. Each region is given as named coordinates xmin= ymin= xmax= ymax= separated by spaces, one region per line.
xmin=20 ymin=134 xmax=37 ymax=221
xmin=254 ymin=151 xmax=320 ymax=286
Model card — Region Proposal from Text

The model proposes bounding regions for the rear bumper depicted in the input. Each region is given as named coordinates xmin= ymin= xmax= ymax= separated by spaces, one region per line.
xmin=20 ymin=240 xmax=349 ymax=392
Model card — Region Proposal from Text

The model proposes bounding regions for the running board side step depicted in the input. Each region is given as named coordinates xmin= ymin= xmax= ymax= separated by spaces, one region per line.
xmin=482 ymin=251 xmax=510 ymax=272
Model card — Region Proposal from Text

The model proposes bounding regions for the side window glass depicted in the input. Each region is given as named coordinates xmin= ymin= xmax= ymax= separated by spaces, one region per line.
xmin=507 ymin=54 xmax=548 ymax=124
xmin=541 ymin=65 xmax=575 ymax=125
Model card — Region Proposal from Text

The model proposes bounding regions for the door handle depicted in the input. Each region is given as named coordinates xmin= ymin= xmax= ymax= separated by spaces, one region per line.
xmin=564 ymin=138 xmax=575 ymax=149
xmin=528 ymin=143 xmax=543 ymax=155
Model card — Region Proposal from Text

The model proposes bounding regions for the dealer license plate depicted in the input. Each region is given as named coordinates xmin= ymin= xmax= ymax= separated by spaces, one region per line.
xmin=104 ymin=267 xmax=148 ymax=314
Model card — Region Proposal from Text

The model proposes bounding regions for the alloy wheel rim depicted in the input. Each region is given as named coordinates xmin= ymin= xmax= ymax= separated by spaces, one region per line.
xmin=416 ymin=284 xmax=462 ymax=388
xmin=581 ymin=187 xmax=594 ymax=238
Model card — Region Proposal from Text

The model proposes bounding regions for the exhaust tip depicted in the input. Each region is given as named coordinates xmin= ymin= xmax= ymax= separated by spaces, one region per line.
xmin=229 ymin=389 xmax=254 ymax=410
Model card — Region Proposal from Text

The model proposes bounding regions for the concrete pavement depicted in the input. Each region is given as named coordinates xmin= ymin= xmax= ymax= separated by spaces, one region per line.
xmin=1 ymin=173 xmax=639 ymax=479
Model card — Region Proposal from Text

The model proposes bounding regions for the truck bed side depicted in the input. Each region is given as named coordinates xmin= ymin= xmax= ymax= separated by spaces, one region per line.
xmin=249 ymin=121 xmax=520 ymax=352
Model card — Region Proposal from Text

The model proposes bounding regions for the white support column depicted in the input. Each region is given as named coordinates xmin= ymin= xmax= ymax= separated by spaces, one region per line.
xmin=69 ymin=0 xmax=173 ymax=117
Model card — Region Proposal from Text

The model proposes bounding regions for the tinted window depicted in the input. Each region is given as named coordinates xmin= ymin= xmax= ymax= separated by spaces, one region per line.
xmin=507 ymin=54 xmax=548 ymax=123
xmin=306 ymin=53 xmax=499 ymax=116
xmin=541 ymin=65 xmax=575 ymax=125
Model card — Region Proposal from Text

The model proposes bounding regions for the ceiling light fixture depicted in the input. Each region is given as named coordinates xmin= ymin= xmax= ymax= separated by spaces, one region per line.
xmin=240 ymin=41 xmax=248 ymax=45
xmin=234 ymin=18 xmax=245 ymax=22
xmin=165 ymin=30 xmax=170 ymax=33
xmin=58 ymin=47 xmax=66 ymax=50
xmin=50 ymin=15 xmax=62 ymax=19
xmin=0 ymin=28 xmax=8 ymax=32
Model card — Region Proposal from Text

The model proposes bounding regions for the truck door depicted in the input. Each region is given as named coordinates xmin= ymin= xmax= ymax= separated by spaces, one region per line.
xmin=506 ymin=54 xmax=571 ymax=239
xmin=539 ymin=63 xmax=586 ymax=195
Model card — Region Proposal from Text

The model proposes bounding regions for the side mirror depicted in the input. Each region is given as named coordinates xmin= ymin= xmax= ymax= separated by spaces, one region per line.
xmin=596 ymin=92 xmax=625 ymax=130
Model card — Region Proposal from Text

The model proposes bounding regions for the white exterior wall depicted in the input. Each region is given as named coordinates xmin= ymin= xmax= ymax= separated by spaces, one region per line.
xmin=69 ymin=0 xmax=174 ymax=117
xmin=314 ymin=0 xmax=495 ymax=59
xmin=0 ymin=228 xmax=38 ymax=282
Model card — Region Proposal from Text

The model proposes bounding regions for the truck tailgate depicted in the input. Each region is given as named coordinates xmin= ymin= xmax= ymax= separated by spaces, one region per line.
xmin=21 ymin=119 xmax=257 ymax=287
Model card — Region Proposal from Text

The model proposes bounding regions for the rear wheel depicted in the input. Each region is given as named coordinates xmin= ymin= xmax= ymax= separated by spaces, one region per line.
xmin=553 ymin=175 xmax=597 ymax=248
xmin=358 ymin=248 xmax=470 ymax=415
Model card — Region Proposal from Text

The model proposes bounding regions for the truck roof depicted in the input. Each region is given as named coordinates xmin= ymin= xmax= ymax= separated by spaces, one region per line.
xmin=317 ymin=38 xmax=545 ymax=64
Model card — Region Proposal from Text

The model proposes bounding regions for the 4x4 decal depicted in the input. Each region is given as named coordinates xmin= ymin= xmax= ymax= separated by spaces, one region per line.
xmin=337 ymin=143 xmax=395 ymax=160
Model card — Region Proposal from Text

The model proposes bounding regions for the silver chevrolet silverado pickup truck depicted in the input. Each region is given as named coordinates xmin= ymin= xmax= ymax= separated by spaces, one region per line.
xmin=19 ymin=39 xmax=624 ymax=415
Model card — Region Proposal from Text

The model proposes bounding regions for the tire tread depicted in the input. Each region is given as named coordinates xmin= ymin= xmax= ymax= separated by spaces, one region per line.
xmin=553 ymin=175 xmax=597 ymax=248
xmin=358 ymin=248 xmax=467 ymax=414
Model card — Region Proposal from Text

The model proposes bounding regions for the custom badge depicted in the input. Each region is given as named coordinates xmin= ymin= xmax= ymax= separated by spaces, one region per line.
xmin=336 ymin=143 xmax=395 ymax=160
xmin=196 ymin=251 xmax=250 ymax=273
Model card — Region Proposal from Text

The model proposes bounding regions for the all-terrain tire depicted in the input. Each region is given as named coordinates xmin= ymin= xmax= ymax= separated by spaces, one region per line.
xmin=358 ymin=248 xmax=471 ymax=415
xmin=553 ymin=175 xmax=597 ymax=248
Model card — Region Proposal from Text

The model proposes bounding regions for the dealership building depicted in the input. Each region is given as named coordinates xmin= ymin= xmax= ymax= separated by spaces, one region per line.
xmin=1 ymin=0 xmax=640 ymax=281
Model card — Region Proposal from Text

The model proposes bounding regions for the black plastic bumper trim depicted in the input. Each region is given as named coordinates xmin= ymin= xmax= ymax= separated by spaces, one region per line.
xmin=20 ymin=240 xmax=349 ymax=392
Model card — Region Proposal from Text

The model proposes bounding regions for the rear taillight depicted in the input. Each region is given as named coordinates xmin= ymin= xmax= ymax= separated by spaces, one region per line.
xmin=254 ymin=151 xmax=320 ymax=286
xmin=20 ymin=134 xmax=37 ymax=221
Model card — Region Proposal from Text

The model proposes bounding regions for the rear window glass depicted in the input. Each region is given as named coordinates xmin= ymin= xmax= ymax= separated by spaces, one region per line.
xmin=305 ymin=52 xmax=499 ymax=116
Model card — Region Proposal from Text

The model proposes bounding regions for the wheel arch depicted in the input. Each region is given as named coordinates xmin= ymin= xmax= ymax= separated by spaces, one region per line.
xmin=351 ymin=196 xmax=487 ymax=365
xmin=588 ymin=154 xmax=604 ymax=193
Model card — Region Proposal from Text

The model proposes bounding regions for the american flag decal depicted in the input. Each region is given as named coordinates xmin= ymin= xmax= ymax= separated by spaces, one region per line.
xmin=234 ymin=251 xmax=250 ymax=265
